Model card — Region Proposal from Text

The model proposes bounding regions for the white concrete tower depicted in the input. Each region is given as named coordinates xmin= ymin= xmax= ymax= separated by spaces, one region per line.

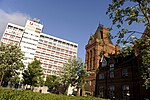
xmin=20 ymin=19 xmax=43 ymax=68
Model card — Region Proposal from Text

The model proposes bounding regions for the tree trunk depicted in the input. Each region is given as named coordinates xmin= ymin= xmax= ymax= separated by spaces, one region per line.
xmin=81 ymin=85 xmax=85 ymax=96
xmin=76 ymin=87 xmax=80 ymax=96
xmin=0 ymin=71 xmax=5 ymax=87
xmin=31 ymin=85 xmax=34 ymax=91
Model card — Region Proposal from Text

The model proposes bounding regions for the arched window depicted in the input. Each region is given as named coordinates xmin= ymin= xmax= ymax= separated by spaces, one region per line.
xmin=90 ymin=50 xmax=92 ymax=70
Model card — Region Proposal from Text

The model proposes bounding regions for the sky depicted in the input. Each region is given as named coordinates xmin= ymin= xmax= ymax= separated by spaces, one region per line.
xmin=0 ymin=0 xmax=145 ymax=61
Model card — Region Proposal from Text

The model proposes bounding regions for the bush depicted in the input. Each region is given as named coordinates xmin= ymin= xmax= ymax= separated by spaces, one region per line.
xmin=0 ymin=88 xmax=107 ymax=100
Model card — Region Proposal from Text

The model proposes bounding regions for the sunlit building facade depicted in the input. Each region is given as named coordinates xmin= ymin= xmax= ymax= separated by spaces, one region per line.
xmin=1 ymin=19 xmax=78 ymax=76
xmin=36 ymin=33 xmax=78 ymax=76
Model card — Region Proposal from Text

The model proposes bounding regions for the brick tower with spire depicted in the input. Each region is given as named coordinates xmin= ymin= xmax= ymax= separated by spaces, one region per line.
xmin=85 ymin=25 xmax=119 ymax=96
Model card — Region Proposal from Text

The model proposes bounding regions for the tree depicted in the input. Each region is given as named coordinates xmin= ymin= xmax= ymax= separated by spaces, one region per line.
xmin=9 ymin=72 xmax=20 ymax=88
xmin=45 ymin=75 xmax=60 ymax=93
xmin=60 ymin=58 xmax=89 ymax=96
xmin=106 ymin=0 xmax=150 ymax=88
xmin=0 ymin=43 xmax=24 ymax=87
xmin=22 ymin=58 xmax=43 ymax=89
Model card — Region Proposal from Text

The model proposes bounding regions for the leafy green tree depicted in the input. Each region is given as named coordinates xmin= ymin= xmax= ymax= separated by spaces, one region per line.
xmin=38 ymin=76 xmax=45 ymax=87
xmin=45 ymin=75 xmax=60 ymax=93
xmin=0 ymin=43 xmax=24 ymax=87
xmin=22 ymin=58 xmax=43 ymax=89
xmin=60 ymin=58 xmax=89 ymax=95
xmin=9 ymin=72 xmax=20 ymax=88
xmin=106 ymin=0 xmax=150 ymax=88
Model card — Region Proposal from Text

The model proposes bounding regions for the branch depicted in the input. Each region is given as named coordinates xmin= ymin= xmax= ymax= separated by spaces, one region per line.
xmin=125 ymin=32 xmax=136 ymax=42
xmin=138 ymin=2 xmax=150 ymax=25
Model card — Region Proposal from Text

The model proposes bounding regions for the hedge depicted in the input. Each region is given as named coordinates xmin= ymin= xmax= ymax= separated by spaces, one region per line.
xmin=0 ymin=88 xmax=107 ymax=100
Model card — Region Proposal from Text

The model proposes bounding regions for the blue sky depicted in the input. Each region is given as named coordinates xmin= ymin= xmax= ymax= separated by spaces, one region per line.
xmin=0 ymin=0 xmax=145 ymax=61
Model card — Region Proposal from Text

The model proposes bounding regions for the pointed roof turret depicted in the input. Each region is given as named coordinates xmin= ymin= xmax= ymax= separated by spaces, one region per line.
xmin=93 ymin=24 xmax=104 ymax=40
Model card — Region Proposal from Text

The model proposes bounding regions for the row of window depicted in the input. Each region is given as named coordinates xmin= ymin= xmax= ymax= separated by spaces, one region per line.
xmin=36 ymin=50 xmax=75 ymax=59
xmin=3 ymin=33 xmax=21 ymax=39
xmin=99 ymin=85 xmax=130 ymax=99
xmin=23 ymin=46 xmax=36 ymax=51
xmin=42 ymin=65 xmax=62 ymax=71
xmin=21 ymin=40 xmax=37 ymax=46
xmin=23 ymin=36 xmax=38 ymax=42
xmin=40 ymin=58 xmax=65 ymax=66
xmin=44 ymin=69 xmax=58 ymax=75
xmin=7 ymin=25 xmax=24 ymax=32
xmin=86 ymin=49 xmax=96 ymax=70
xmin=38 ymin=41 xmax=77 ymax=52
xmin=39 ymin=57 xmax=67 ymax=65
xmin=24 ymin=32 xmax=39 ymax=38
xmin=2 ymin=38 xmax=19 ymax=45
xmin=35 ymin=51 xmax=70 ymax=61
xmin=39 ymin=38 xmax=77 ymax=49
xmin=35 ymin=56 xmax=67 ymax=66
xmin=24 ymin=57 xmax=33 ymax=60
xmin=37 ymin=45 xmax=75 ymax=55
xmin=99 ymin=68 xmax=128 ymax=79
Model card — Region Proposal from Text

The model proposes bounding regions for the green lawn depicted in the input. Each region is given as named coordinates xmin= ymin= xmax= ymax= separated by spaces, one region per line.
xmin=0 ymin=88 xmax=107 ymax=100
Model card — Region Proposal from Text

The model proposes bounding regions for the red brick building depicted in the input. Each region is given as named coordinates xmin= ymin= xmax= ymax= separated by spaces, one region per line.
xmin=85 ymin=25 xmax=119 ymax=95
xmin=95 ymin=54 xmax=150 ymax=100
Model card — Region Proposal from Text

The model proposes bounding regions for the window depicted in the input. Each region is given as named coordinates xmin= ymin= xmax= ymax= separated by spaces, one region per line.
xmin=99 ymin=86 xmax=104 ymax=98
xmin=52 ymin=47 xmax=56 ymax=50
xmin=110 ymin=64 xmax=114 ymax=67
xmin=48 ymin=66 xmax=51 ymax=68
xmin=30 ymin=53 xmax=34 ymax=55
xmin=10 ymin=35 xmax=15 ymax=39
xmin=44 ymin=40 xmax=48 ymax=43
xmin=44 ymin=70 xmax=47 ymax=73
xmin=4 ymin=33 xmax=8 ymax=37
xmin=110 ymin=71 xmax=114 ymax=78
xmin=99 ymin=73 xmax=104 ymax=79
xmin=102 ymin=58 xmax=107 ymax=67
xmin=39 ymin=39 xmax=43 ymax=42
xmin=49 ymin=42 xmax=52 ymax=45
xmin=53 ymin=43 xmax=56 ymax=45
xmin=47 ymin=45 xmax=51 ymax=49
xmin=100 ymin=31 xmax=103 ymax=39
xmin=47 ymin=70 xmax=51 ymax=74
xmin=110 ymin=64 xmax=114 ymax=71
xmin=122 ymin=85 xmax=130 ymax=100
xmin=109 ymin=85 xmax=115 ymax=99
xmin=89 ymin=81 xmax=92 ymax=86
xmin=122 ymin=68 xmax=128 ymax=77
xmin=7 ymin=25 xmax=13 ymax=29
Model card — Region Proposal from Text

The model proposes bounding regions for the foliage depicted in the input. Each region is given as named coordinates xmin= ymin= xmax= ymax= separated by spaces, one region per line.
xmin=0 ymin=43 xmax=24 ymax=86
xmin=106 ymin=0 xmax=150 ymax=88
xmin=119 ymin=45 xmax=134 ymax=57
xmin=60 ymin=58 xmax=90 ymax=95
xmin=22 ymin=58 xmax=43 ymax=87
xmin=9 ymin=72 xmax=20 ymax=88
xmin=45 ymin=75 xmax=60 ymax=93
xmin=134 ymin=38 xmax=150 ymax=88
xmin=0 ymin=88 xmax=107 ymax=100
xmin=38 ymin=76 xmax=45 ymax=87
xmin=106 ymin=0 xmax=150 ymax=44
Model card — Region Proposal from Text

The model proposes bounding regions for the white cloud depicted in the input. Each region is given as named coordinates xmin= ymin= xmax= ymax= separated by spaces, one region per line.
xmin=0 ymin=9 xmax=31 ymax=38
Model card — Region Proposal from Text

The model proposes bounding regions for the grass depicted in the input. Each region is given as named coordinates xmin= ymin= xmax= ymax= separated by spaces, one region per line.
xmin=0 ymin=88 xmax=108 ymax=100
